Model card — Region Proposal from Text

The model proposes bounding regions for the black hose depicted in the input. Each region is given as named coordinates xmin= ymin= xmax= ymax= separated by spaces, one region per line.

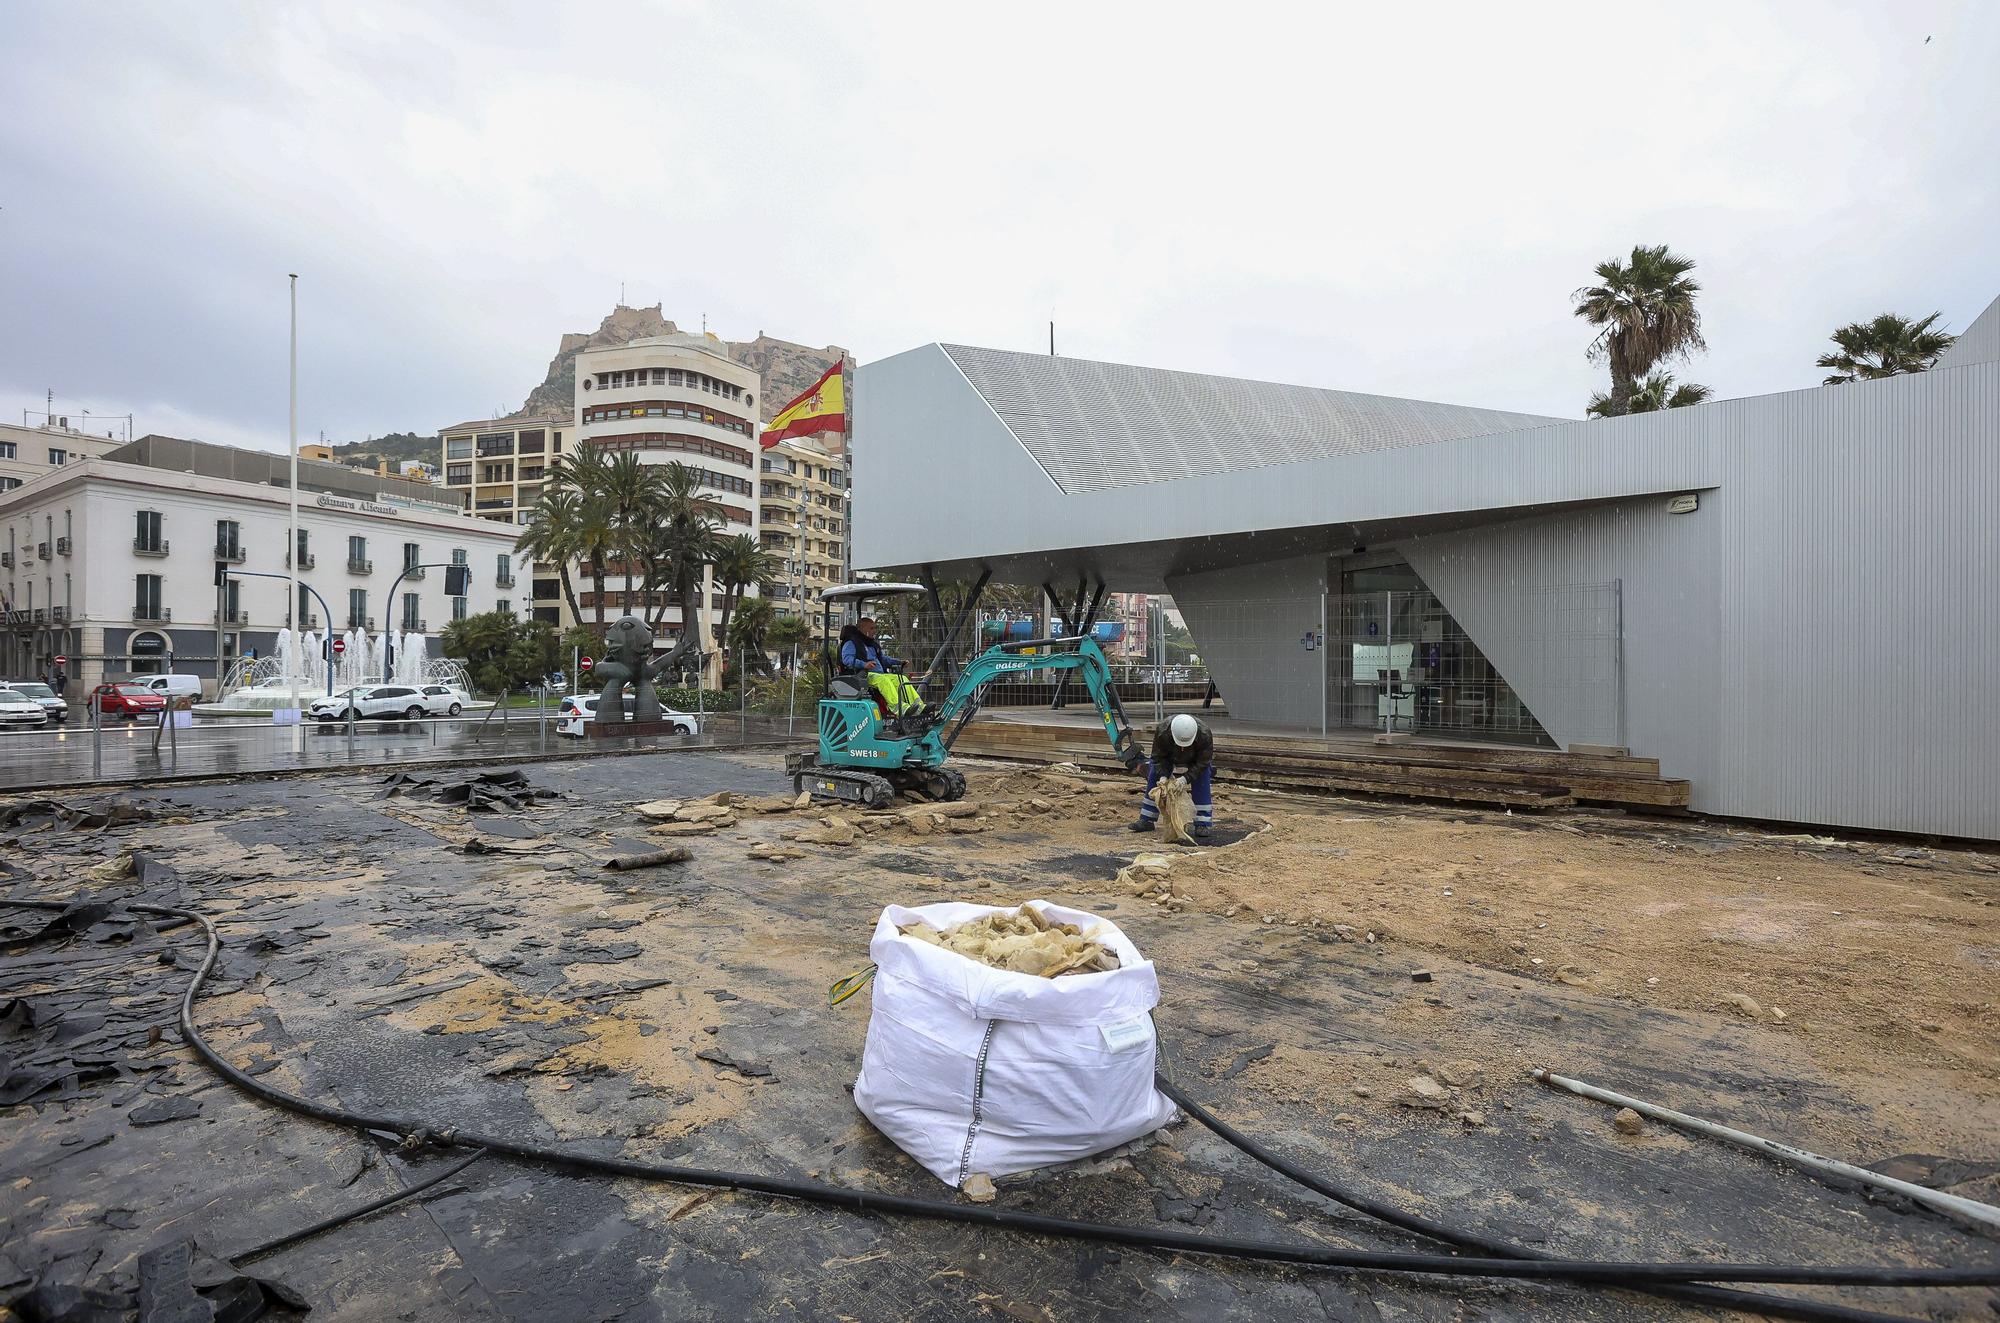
xmin=1157 ymin=1075 xmax=1925 ymax=1323
xmin=230 ymin=1148 xmax=488 ymax=1264
xmin=9 ymin=896 xmax=1999 ymax=1295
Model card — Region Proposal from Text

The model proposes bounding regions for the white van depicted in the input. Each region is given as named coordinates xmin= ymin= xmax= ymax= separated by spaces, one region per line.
xmin=130 ymin=674 xmax=205 ymax=701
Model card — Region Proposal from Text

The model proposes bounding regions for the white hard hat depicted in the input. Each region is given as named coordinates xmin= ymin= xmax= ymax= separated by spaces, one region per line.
xmin=1170 ymin=714 xmax=1198 ymax=747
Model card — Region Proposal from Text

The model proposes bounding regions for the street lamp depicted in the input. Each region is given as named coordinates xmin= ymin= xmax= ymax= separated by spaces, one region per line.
xmin=382 ymin=562 xmax=472 ymax=683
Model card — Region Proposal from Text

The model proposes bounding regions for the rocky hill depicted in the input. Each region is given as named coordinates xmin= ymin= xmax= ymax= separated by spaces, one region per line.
xmin=519 ymin=304 xmax=849 ymax=425
xmin=332 ymin=431 xmax=437 ymax=467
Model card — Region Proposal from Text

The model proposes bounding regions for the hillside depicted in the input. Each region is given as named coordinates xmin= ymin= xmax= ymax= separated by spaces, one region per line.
xmin=332 ymin=430 xmax=437 ymax=467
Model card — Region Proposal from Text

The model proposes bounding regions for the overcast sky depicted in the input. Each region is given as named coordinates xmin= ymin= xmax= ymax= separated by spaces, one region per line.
xmin=2 ymin=1 xmax=1995 ymax=453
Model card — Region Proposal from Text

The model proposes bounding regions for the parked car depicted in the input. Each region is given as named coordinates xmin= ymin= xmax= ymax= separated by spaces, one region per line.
xmin=89 ymin=683 xmax=167 ymax=720
xmin=306 ymin=685 xmax=432 ymax=722
xmin=0 ymin=688 xmax=50 ymax=729
xmin=129 ymin=674 xmax=204 ymax=701
xmin=554 ymin=692 xmax=701 ymax=738
xmin=4 ymin=681 xmax=67 ymax=723
xmin=418 ymin=684 xmax=467 ymax=717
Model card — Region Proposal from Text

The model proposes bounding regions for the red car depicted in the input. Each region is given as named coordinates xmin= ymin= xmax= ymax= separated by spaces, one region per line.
xmin=89 ymin=683 xmax=168 ymax=720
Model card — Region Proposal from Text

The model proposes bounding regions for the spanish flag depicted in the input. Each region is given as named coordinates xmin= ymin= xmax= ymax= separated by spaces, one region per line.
xmin=761 ymin=360 xmax=846 ymax=448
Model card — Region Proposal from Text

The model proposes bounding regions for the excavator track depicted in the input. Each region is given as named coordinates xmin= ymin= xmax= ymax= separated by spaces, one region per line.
xmin=794 ymin=764 xmax=897 ymax=809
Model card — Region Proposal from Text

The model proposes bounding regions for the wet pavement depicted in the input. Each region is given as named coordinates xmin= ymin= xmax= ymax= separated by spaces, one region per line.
xmin=2 ymin=750 xmax=1994 ymax=1322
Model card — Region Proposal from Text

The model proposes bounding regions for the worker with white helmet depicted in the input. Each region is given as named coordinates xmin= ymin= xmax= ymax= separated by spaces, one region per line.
xmin=1133 ymin=712 xmax=1214 ymax=837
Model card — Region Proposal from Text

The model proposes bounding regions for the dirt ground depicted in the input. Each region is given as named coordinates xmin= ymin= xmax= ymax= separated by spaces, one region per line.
xmin=4 ymin=751 xmax=1997 ymax=1322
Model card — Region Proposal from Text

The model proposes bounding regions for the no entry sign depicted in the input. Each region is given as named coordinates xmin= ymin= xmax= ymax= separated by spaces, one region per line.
xmin=580 ymin=656 xmax=594 ymax=671
xmin=54 ymin=654 xmax=67 ymax=665
xmin=331 ymin=639 xmax=347 ymax=655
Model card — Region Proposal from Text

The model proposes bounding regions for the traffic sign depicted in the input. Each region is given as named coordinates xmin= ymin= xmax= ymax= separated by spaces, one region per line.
xmin=331 ymin=639 xmax=347 ymax=655
xmin=54 ymin=654 xmax=67 ymax=665
xmin=580 ymin=656 xmax=594 ymax=672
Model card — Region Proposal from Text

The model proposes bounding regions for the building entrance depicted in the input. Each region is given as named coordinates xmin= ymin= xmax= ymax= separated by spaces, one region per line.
xmin=1329 ymin=557 xmax=1553 ymax=746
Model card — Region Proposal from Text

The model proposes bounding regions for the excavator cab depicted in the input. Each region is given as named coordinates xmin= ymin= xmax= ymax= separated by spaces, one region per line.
xmin=787 ymin=581 xmax=1141 ymax=808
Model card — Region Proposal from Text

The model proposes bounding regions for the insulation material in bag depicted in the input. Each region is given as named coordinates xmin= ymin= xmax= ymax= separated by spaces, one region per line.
xmin=852 ymin=899 xmax=1177 ymax=1188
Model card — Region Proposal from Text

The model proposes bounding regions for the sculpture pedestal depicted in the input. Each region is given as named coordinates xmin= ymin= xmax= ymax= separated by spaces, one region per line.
xmin=586 ymin=718 xmax=694 ymax=740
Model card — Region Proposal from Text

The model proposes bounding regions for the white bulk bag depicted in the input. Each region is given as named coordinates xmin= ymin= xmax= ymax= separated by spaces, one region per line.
xmin=852 ymin=898 xmax=1177 ymax=1188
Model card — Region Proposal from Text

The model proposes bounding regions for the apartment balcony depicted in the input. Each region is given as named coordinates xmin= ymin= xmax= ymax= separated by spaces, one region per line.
xmin=446 ymin=473 xmax=471 ymax=486
xmin=286 ymin=551 xmax=317 ymax=570
xmin=474 ymin=499 xmax=513 ymax=511
xmin=475 ymin=442 xmax=515 ymax=458
xmin=400 ymin=564 xmax=427 ymax=580
xmin=214 ymin=543 xmax=246 ymax=564
xmin=346 ymin=616 xmax=376 ymax=632
xmin=347 ymin=558 xmax=373 ymax=575
xmin=50 ymin=606 xmax=66 ymax=623
xmin=133 ymin=539 xmax=170 ymax=557
xmin=284 ymin=613 xmax=321 ymax=630
xmin=134 ymin=605 xmax=172 ymax=623
xmin=398 ymin=617 xmax=427 ymax=633
xmin=217 ymin=609 xmax=249 ymax=626
xmin=496 ymin=573 xmax=516 ymax=589
xmin=0 ymin=552 xmax=10 ymax=570
xmin=55 ymin=536 xmax=71 ymax=556
xmin=36 ymin=542 xmax=52 ymax=561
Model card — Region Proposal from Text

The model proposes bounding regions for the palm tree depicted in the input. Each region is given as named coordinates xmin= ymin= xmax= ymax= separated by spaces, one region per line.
xmin=767 ymin=611 xmax=811 ymax=667
xmin=1817 ymin=312 xmax=1955 ymax=384
xmin=634 ymin=463 xmax=722 ymax=667
xmin=600 ymin=451 xmax=658 ymax=613
xmin=1573 ymin=244 xmax=1707 ymax=417
xmin=545 ymin=448 xmax=618 ymax=636
xmin=513 ymin=489 xmax=585 ymax=625
xmin=711 ymin=534 xmax=777 ymax=666
xmin=726 ymin=594 xmax=779 ymax=676
xmin=1586 ymin=371 xmax=1712 ymax=418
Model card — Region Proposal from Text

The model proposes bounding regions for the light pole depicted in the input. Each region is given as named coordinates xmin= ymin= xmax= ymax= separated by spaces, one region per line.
xmin=286 ymin=273 xmax=300 ymax=720
xmin=381 ymin=562 xmax=470 ymax=683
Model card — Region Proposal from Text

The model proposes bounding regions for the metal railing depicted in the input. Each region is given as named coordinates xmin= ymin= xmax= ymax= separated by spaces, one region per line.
xmin=133 ymin=539 xmax=169 ymax=556
xmin=286 ymin=551 xmax=317 ymax=570
xmin=347 ymin=558 xmax=373 ymax=575
xmin=214 ymin=543 xmax=246 ymax=563
xmin=134 ymin=605 xmax=171 ymax=622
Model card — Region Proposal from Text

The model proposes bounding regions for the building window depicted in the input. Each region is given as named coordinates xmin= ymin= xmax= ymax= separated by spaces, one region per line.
xmin=496 ymin=599 xmax=512 ymax=618
xmin=347 ymin=535 xmax=368 ymax=571
xmin=446 ymin=437 xmax=473 ymax=459
xmin=451 ymin=595 xmax=468 ymax=621
xmin=496 ymin=552 xmax=512 ymax=583
xmin=348 ymin=589 xmax=368 ymax=629
xmin=215 ymin=519 xmax=240 ymax=558
xmin=651 ymin=368 xmax=665 ymax=384
xmin=0 ymin=477 xmax=20 ymax=492
xmin=223 ymin=579 xmax=241 ymax=619
xmin=0 ymin=442 xmax=15 ymax=459
xmin=48 ymin=449 xmax=67 ymax=465
xmin=403 ymin=541 xmax=421 ymax=571
xmin=135 ymin=509 xmax=164 ymax=553
xmin=401 ymin=592 xmax=420 ymax=629
xmin=135 ymin=574 xmax=163 ymax=619
xmin=447 ymin=464 xmax=471 ymax=484
xmin=451 ymin=547 xmax=467 ymax=566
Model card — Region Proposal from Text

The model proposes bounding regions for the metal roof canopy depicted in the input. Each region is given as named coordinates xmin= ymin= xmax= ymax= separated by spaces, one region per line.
xmin=818 ymin=582 xmax=927 ymax=603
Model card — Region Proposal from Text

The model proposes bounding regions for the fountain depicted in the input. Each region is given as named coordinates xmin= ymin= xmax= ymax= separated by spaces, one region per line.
xmin=193 ymin=627 xmax=488 ymax=717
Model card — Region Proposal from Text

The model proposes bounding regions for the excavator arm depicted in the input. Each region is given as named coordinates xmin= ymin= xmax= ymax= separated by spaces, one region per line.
xmin=927 ymin=635 xmax=1144 ymax=770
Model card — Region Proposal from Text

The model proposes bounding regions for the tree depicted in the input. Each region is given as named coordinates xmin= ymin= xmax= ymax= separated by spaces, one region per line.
xmin=711 ymin=534 xmax=777 ymax=665
xmin=514 ymin=489 xmax=586 ymax=626
xmin=1817 ymin=312 xmax=1956 ymax=384
xmin=601 ymin=451 xmax=657 ymax=613
xmin=767 ymin=611 xmax=811 ymax=665
xmin=634 ymin=463 xmax=722 ymax=668
xmin=1586 ymin=371 xmax=1712 ymax=418
xmin=726 ymin=594 xmax=779 ymax=676
xmin=1573 ymin=244 xmax=1706 ymax=417
xmin=441 ymin=611 xmax=526 ymax=694
xmin=544 ymin=448 xmax=619 ymax=635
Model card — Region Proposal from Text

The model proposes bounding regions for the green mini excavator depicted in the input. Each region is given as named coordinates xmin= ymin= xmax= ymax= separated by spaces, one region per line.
xmin=787 ymin=582 xmax=1142 ymax=806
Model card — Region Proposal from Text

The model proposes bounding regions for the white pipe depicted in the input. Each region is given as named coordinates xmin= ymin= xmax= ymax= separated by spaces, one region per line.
xmin=1533 ymin=1069 xmax=2000 ymax=1233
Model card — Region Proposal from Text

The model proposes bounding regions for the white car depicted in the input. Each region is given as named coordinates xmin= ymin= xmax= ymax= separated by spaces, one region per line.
xmin=554 ymin=692 xmax=701 ymax=738
xmin=0 ymin=688 xmax=51 ymax=729
xmin=4 ymin=681 xmax=67 ymax=723
xmin=307 ymin=685 xmax=434 ymax=723
xmin=417 ymin=684 xmax=467 ymax=717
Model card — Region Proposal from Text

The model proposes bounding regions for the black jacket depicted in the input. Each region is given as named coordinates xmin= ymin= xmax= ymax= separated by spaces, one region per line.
xmin=1150 ymin=719 xmax=1213 ymax=775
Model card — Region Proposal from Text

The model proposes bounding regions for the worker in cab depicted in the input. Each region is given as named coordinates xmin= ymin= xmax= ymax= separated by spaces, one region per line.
xmin=1134 ymin=713 xmax=1214 ymax=837
xmin=840 ymin=616 xmax=926 ymax=731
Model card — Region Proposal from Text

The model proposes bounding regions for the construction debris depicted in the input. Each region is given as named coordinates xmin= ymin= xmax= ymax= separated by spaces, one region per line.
xmin=896 ymin=904 xmax=1120 ymax=978
xmin=379 ymin=769 xmax=559 ymax=813
xmin=604 ymin=847 xmax=694 ymax=872
xmin=1151 ymin=776 xmax=1197 ymax=844
xmin=1613 ymin=1107 xmax=1646 ymax=1136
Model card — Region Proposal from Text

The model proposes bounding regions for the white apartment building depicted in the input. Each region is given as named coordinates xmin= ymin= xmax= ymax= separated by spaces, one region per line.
xmin=572 ymin=335 xmax=762 ymax=643
xmin=0 ymin=437 xmax=521 ymax=693
xmin=0 ymin=420 xmax=126 ymax=494
xmin=758 ymin=434 xmax=849 ymax=616
xmin=438 ymin=410 xmax=572 ymax=534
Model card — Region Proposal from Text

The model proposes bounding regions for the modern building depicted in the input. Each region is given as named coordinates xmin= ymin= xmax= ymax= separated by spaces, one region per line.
xmin=854 ymin=293 xmax=2000 ymax=841
xmin=0 ymin=435 xmax=521 ymax=693
xmin=570 ymin=335 xmax=762 ymax=643
xmin=758 ymin=433 xmax=850 ymax=616
xmin=0 ymin=420 xmax=126 ymax=494
xmin=437 ymin=409 xmax=571 ymax=530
